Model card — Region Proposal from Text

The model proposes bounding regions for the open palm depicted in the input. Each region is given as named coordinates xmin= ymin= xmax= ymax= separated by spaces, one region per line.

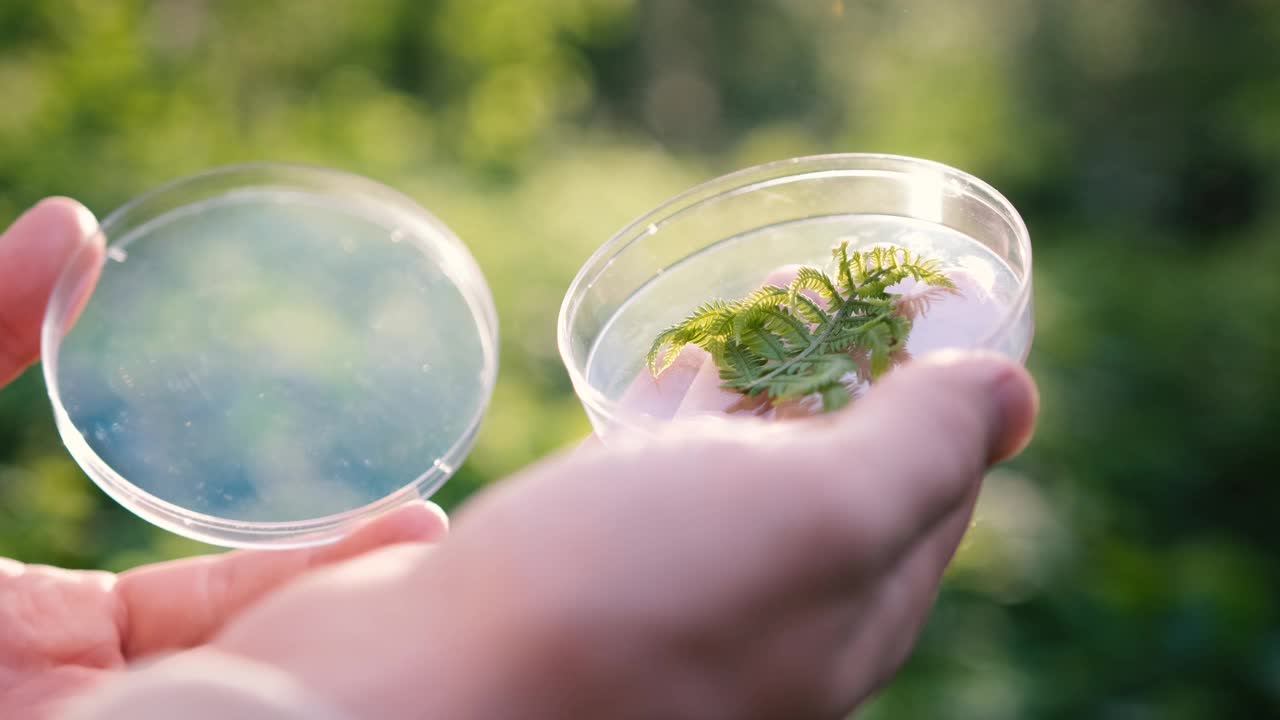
xmin=0 ymin=199 xmax=450 ymax=719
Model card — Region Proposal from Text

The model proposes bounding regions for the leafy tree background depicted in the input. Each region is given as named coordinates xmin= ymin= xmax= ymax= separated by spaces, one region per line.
xmin=1 ymin=1 xmax=1277 ymax=716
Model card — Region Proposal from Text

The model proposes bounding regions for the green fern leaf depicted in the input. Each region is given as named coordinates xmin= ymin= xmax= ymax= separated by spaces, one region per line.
xmin=648 ymin=241 xmax=952 ymax=412
xmin=758 ymin=307 xmax=814 ymax=348
xmin=717 ymin=340 xmax=769 ymax=388
xmin=646 ymin=298 xmax=746 ymax=374
xmin=834 ymin=242 xmax=860 ymax=294
xmin=790 ymin=293 xmax=830 ymax=325
xmin=789 ymin=267 xmax=841 ymax=309
xmin=765 ymin=353 xmax=859 ymax=400
xmin=863 ymin=322 xmax=894 ymax=379
xmin=740 ymin=284 xmax=790 ymax=309
xmin=820 ymin=382 xmax=852 ymax=412
xmin=738 ymin=324 xmax=791 ymax=363
xmin=646 ymin=326 xmax=686 ymax=376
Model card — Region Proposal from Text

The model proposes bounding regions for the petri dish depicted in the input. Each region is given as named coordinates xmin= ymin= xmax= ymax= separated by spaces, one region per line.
xmin=42 ymin=164 xmax=498 ymax=549
xmin=557 ymin=153 xmax=1033 ymax=441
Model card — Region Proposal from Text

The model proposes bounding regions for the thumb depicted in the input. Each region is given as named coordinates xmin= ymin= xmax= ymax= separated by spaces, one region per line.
xmin=117 ymin=501 xmax=449 ymax=659
xmin=844 ymin=349 xmax=1039 ymax=466
xmin=0 ymin=197 xmax=104 ymax=386
xmin=796 ymin=350 xmax=1039 ymax=565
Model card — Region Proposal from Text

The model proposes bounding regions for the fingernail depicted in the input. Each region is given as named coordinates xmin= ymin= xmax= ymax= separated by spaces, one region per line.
xmin=374 ymin=500 xmax=449 ymax=541
xmin=69 ymin=201 xmax=101 ymax=245
xmin=423 ymin=500 xmax=450 ymax=531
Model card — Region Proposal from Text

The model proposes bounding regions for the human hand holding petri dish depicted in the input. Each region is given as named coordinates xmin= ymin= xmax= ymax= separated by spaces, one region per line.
xmin=558 ymin=154 xmax=1034 ymax=440
xmin=1 ymin=197 xmax=455 ymax=720
xmin=41 ymin=165 xmax=498 ymax=549
xmin=34 ymin=153 xmax=1030 ymax=550
xmin=7 ymin=157 xmax=1041 ymax=717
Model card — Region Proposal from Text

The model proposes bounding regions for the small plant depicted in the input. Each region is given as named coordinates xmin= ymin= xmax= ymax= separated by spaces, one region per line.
xmin=646 ymin=242 xmax=955 ymax=412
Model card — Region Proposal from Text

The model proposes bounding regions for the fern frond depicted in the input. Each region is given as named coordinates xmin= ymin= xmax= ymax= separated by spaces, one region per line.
xmin=814 ymin=316 xmax=878 ymax=355
xmin=833 ymin=242 xmax=861 ymax=295
xmin=859 ymin=248 xmax=956 ymax=298
xmin=737 ymin=324 xmax=791 ymax=364
xmin=681 ymin=300 xmax=744 ymax=336
xmin=762 ymin=307 xmax=814 ymax=348
xmin=862 ymin=322 xmax=894 ymax=379
xmin=735 ymin=304 xmax=812 ymax=349
xmin=648 ymin=242 xmax=952 ymax=412
xmin=790 ymin=266 xmax=841 ymax=310
xmin=903 ymin=256 xmax=955 ymax=288
xmin=646 ymin=298 xmax=748 ymax=374
xmin=701 ymin=336 xmax=728 ymax=367
xmin=646 ymin=325 xmax=689 ymax=376
xmin=763 ymin=353 xmax=859 ymax=400
xmin=739 ymin=284 xmax=790 ymax=309
xmin=883 ymin=313 xmax=912 ymax=344
xmin=790 ymin=293 xmax=830 ymax=325
xmin=717 ymin=340 xmax=769 ymax=389
xmin=819 ymin=382 xmax=852 ymax=412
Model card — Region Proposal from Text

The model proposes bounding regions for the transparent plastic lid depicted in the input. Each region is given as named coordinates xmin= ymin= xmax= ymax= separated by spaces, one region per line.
xmin=42 ymin=164 xmax=498 ymax=549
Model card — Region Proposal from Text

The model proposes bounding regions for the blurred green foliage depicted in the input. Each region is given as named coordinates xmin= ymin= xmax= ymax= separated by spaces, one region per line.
xmin=1 ymin=1 xmax=1278 ymax=717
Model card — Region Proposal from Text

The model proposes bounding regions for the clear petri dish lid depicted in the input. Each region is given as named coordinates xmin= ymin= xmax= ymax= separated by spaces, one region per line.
xmin=41 ymin=164 xmax=498 ymax=549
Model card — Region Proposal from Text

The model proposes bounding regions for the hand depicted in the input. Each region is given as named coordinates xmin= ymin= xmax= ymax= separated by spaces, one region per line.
xmin=199 ymin=297 xmax=1038 ymax=716
xmin=0 ymin=199 xmax=451 ymax=720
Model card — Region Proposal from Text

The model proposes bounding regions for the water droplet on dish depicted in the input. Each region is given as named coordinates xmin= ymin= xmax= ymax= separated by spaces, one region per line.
xmin=420 ymin=363 xmax=431 ymax=372
xmin=390 ymin=229 xmax=405 ymax=243
xmin=107 ymin=247 xmax=128 ymax=262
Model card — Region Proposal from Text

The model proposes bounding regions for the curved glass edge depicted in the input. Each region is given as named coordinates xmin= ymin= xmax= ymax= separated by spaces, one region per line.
xmin=557 ymin=152 xmax=1033 ymax=441
xmin=40 ymin=163 xmax=499 ymax=549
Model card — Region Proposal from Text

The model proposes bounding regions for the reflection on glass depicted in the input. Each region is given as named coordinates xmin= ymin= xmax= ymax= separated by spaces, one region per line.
xmin=56 ymin=189 xmax=488 ymax=523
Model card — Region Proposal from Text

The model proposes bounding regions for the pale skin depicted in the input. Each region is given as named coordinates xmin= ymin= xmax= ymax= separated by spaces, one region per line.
xmin=1 ymin=198 xmax=1038 ymax=719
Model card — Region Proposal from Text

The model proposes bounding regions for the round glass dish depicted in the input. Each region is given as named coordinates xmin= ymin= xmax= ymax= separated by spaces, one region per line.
xmin=558 ymin=153 xmax=1032 ymax=441
xmin=42 ymin=164 xmax=498 ymax=549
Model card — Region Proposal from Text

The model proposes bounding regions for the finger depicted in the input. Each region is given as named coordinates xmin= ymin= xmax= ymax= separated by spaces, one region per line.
xmin=784 ymin=350 xmax=1037 ymax=570
xmin=869 ymin=485 xmax=981 ymax=674
xmin=5 ymin=665 xmax=104 ymax=720
xmin=583 ymin=266 xmax=802 ymax=448
xmin=880 ymin=495 xmax=976 ymax=660
xmin=569 ymin=342 xmax=707 ymax=458
xmin=615 ymin=343 xmax=708 ymax=421
xmin=116 ymin=501 xmax=448 ymax=659
xmin=0 ymin=197 xmax=104 ymax=386
xmin=672 ymin=351 xmax=745 ymax=417
xmin=827 ymin=487 xmax=980 ymax=709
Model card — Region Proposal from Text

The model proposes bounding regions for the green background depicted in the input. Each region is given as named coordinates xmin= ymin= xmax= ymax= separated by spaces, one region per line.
xmin=1 ymin=2 xmax=1277 ymax=717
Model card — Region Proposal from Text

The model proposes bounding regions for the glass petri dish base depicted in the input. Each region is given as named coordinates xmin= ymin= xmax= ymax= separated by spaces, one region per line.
xmin=558 ymin=153 xmax=1033 ymax=441
xmin=42 ymin=164 xmax=498 ymax=549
